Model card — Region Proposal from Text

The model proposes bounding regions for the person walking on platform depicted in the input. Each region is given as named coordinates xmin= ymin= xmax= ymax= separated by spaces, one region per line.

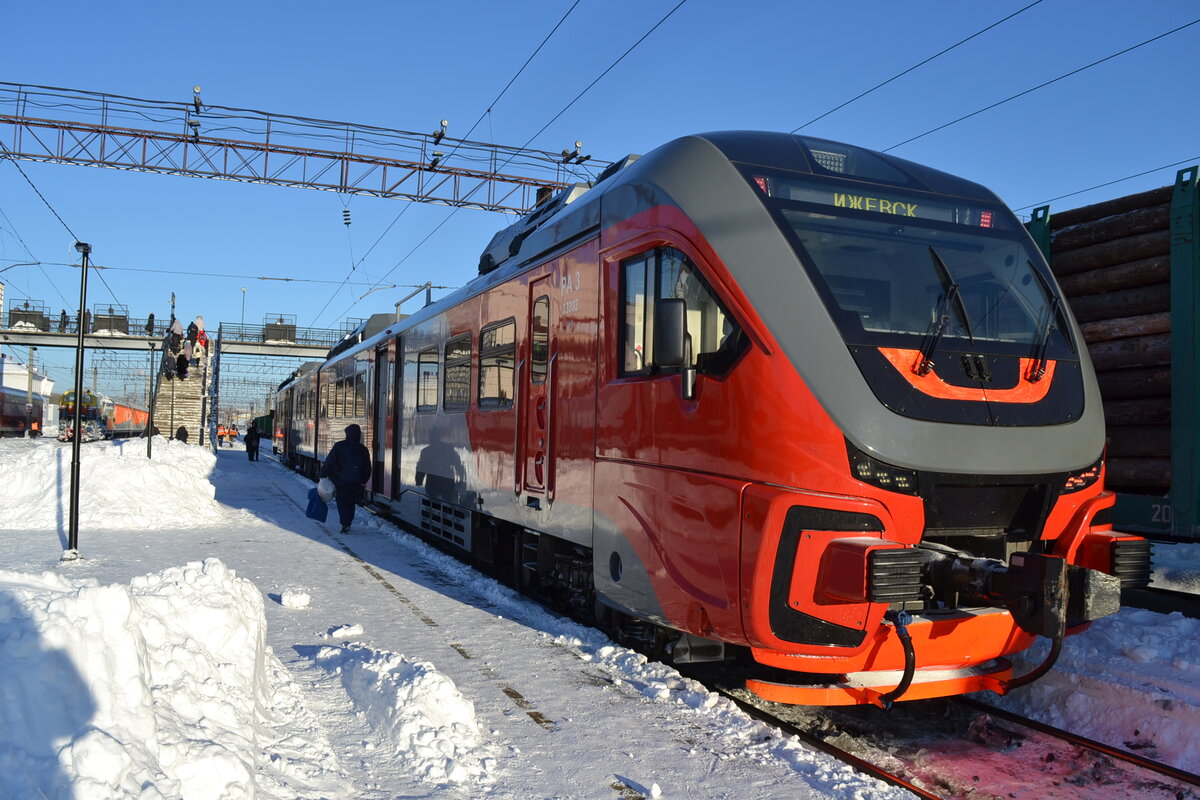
xmin=244 ymin=426 xmax=260 ymax=462
xmin=319 ymin=424 xmax=372 ymax=533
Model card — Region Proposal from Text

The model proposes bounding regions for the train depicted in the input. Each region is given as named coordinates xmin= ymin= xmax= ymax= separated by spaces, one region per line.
xmin=59 ymin=389 xmax=148 ymax=440
xmin=274 ymin=131 xmax=1151 ymax=706
xmin=0 ymin=385 xmax=45 ymax=437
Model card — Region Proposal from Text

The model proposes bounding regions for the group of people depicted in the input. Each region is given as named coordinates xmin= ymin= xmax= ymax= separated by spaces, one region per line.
xmin=163 ymin=315 xmax=208 ymax=380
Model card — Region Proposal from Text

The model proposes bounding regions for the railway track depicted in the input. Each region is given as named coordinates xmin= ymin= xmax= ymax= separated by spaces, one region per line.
xmin=1122 ymin=585 xmax=1200 ymax=620
xmin=712 ymin=684 xmax=1200 ymax=799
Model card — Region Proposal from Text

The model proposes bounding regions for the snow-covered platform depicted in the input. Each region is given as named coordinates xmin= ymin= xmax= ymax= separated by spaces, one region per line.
xmin=1 ymin=437 xmax=1198 ymax=798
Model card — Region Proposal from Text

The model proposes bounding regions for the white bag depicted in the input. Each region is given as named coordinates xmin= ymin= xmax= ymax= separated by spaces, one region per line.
xmin=317 ymin=477 xmax=336 ymax=502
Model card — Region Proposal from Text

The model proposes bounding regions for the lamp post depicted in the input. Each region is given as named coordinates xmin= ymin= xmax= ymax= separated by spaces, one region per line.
xmin=25 ymin=345 xmax=36 ymax=437
xmin=240 ymin=287 xmax=246 ymax=329
xmin=64 ymin=241 xmax=91 ymax=561
xmin=147 ymin=341 xmax=157 ymax=459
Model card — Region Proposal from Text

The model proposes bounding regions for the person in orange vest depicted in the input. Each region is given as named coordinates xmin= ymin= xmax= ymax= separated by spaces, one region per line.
xmin=30 ymin=420 xmax=40 ymax=438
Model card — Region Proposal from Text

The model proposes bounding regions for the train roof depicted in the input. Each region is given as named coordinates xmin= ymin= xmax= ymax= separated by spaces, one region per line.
xmin=340 ymin=130 xmax=1005 ymax=357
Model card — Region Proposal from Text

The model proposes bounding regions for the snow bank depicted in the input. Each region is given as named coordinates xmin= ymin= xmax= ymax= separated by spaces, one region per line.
xmin=1152 ymin=541 xmax=1200 ymax=593
xmin=313 ymin=642 xmax=496 ymax=787
xmin=0 ymin=437 xmax=245 ymax=531
xmin=0 ymin=558 xmax=346 ymax=800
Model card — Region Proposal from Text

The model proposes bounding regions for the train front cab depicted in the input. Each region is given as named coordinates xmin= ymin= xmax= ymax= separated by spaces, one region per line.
xmin=591 ymin=132 xmax=1150 ymax=707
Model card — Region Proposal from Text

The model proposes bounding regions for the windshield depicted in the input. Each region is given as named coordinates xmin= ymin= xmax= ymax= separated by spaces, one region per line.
xmin=774 ymin=202 xmax=1074 ymax=357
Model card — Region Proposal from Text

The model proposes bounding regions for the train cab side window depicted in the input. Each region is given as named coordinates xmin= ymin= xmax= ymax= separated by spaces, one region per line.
xmin=444 ymin=334 xmax=471 ymax=412
xmin=620 ymin=247 xmax=745 ymax=377
xmin=621 ymin=256 xmax=651 ymax=374
xmin=531 ymin=296 xmax=550 ymax=384
xmin=417 ymin=348 xmax=440 ymax=412
xmin=479 ymin=319 xmax=516 ymax=410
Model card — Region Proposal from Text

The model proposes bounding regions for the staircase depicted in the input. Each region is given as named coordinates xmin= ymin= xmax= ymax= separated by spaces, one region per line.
xmin=150 ymin=340 xmax=212 ymax=444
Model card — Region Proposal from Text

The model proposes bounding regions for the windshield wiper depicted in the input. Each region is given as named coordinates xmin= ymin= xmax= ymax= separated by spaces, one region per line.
xmin=916 ymin=247 xmax=973 ymax=376
xmin=1027 ymin=260 xmax=1073 ymax=382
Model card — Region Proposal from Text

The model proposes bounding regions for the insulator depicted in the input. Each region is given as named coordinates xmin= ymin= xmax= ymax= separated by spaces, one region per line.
xmin=342 ymin=209 xmax=351 ymax=226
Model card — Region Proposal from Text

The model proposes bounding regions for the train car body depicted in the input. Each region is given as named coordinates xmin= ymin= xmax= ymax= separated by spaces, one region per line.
xmin=279 ymin=132 xmax=1149 ymax=705
xmin=0 ymin=385 xmax=44 ymax=437
xmin=108 ymin=401 xmax=149 ymax=438
xmin=59 ymin=390 xmax=146 ymax=439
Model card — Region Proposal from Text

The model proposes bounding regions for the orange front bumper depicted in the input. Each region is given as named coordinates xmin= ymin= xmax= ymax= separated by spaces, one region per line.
xmin=747 ymin=607 xmax=1032 ymax=705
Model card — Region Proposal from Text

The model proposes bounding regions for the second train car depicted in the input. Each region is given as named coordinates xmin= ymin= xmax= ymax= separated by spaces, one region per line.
xmin=276 ymin=131 xmax=1149 ymax=706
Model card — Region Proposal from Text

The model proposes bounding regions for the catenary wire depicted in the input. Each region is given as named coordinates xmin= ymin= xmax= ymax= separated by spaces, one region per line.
xmin=330 ymin=0 xmax=692 ymax=325
xmin=312 ymin=0 xmax=587 ymax=321
xmin=883 ymin=17 xmax=1200 ymax=152
xmin=1013 ymin=154 xmax=1200 ymax=212
xmin=310 ymin=0 xmax=598 ymax=326
xmin=791 ymin=0 xmax=1046 ymax=133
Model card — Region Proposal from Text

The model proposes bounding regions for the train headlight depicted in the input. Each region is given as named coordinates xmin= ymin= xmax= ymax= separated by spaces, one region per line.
xmin=846 ymin=441 xmax=920 ymax=496
xmin=1061 ymin=455 xmax=1103 ymax=494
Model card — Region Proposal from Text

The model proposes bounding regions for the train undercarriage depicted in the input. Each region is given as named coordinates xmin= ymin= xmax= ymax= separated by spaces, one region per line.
xmin=365 ymin=491 xmax=1150 ymax=708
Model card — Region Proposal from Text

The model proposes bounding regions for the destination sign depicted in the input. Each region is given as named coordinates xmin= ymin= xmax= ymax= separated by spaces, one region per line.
xmin=753 ymin=175 xmax=1011 ymax=231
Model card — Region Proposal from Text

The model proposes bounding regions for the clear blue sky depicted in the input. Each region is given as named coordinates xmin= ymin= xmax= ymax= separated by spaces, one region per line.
xmin=2 ymin=0 xmax=1198 ymax=404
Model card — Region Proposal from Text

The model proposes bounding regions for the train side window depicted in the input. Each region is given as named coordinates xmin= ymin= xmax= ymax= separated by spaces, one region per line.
xmin=479 ymin=319 xmax=516 ymax=410
xmin=620 ymin=255 xmax=651 ymax=374
xmin=355 ymin=368 xmax=367 ymax=417
xmin=417 ymin=348 xmax=439 ymax=412
xmin=620 ymin=247 xmax=745 ymax=377
xmin=444 ymin=334 xmax=472 ymax=412
xmin=531 ymin=296 xmax=550 ymax=384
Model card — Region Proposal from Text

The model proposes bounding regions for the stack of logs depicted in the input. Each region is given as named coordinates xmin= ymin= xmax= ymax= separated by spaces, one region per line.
xmin=1045 ymin=186 xmax=1171 ymax=493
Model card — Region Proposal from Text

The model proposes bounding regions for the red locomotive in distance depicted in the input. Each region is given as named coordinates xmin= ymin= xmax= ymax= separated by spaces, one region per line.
xmin=277 ymin=132 xmax=1150 ymax=706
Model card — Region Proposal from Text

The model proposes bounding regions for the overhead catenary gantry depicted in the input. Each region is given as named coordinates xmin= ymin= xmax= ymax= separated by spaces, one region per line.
xmin=0 ymin=82 xmax=610 ymax=214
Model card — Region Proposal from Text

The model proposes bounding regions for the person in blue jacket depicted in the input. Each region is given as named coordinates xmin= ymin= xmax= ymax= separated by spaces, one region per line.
xmin=320 ymin=424 xmax=372 ymax=532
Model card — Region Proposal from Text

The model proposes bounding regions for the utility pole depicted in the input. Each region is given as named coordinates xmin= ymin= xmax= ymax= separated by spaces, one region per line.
xmin=25 ymin=345 xmax=36 ymax=437
xmin=146 ymin=342 xmax=157 ymax=459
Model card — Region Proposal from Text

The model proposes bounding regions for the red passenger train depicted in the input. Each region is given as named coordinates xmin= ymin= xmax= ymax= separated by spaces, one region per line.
xmin=276 ymin=132 xmax=1150 ymax=706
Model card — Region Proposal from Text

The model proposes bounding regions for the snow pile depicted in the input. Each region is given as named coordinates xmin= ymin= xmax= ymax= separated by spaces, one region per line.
xmin=993 ymin=606 xmax=1200 ymax=772
xmin=1151 ymin=541 xmax=1200 ymax=593
xmin=280 ymin=589 xmax=311 ymax=609
xmin=0 ymin=558 xmax=346 ymax=800
xmin=313 ymin=642 xmax=496 ymax=787
xmin=0 ymin=438 xmax=244 ymax=530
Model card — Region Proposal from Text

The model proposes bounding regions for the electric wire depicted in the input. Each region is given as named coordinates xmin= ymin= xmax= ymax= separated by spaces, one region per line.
xmin=1013 ymin=154 xmax=1200 ymax=212
xmin=308 ymin=0 xmax=590 ymax=327
xmin=330 ymin=0 xmax=692 ymax=325
xmin=0 ymin=258 xmax=398 ymax=286
xmin=326 ymin=0 xmax=585 ymax=300
xmin=0 ymin=143 xmax=81 ymax=241
xmin=883 ymin=17 xmax=1200 ymax=152
xmin=790 ymin=0 xmax=1046 ymax=133
xmin=1 ymin=146 xmax=117 ymax=310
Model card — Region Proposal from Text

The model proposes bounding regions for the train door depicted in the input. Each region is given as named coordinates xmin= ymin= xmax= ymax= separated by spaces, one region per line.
xmin=372 ymin=341 xmax=392 ymax=496
xmin=521 ymin=277 xmax=554 ymax=504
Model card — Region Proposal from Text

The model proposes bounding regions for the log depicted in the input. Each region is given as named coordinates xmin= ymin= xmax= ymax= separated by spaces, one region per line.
xmin=1103 ymin=397 xmax=1170 ymax=426
xmin=1079 ymin=312 xmax=1171 ymax=344
xmin=1058 ymin=255 xmax=1169 ymax=297
xmin=1049 ymin=204 xmax=1169 ymax=252
xmin=1105 ymin=457 xmax=1170 ymax=491
xmin=1068 ymin=283 xmax=1169 ymax=323
xmin=1095 ymin=366 xmax=1171 ymax=399
xmin=1087 ymin=333 xmax=1172 ymax=371
xmin=1047 ymin=186 xmax=1172 ymax=230
xmin=1106 ymin=425 xmax=1171 ymax=458
xmin=1050 ymin=230 xmax=1171 ymax=276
